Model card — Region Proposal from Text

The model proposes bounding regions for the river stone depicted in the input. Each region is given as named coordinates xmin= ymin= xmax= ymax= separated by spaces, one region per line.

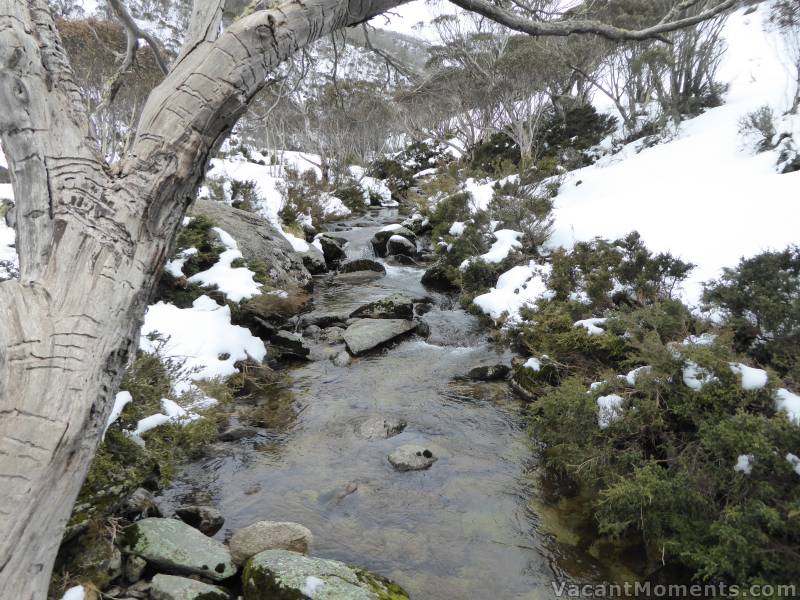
xmin=337 ymin=259 xmax=386 ymax=275
xmin=370 ymin=226 xmax=416 ymax=257
xmin=242 ymin=550 xmax=410 ymax=600
xmin=119 ymin=518 xmax=236 ymax=581
xmin=122 ymin=487 xmax=162 ymax=520
xmin=270 ymin=330 xmax=311 ymax=358
xmin=229 ymin=521 xmax=313 ymax=565
xmin=298 ymin=245 xmax=327 ymax=275
xmin=219 ymin=425 xmax=259 ymax=442
xmin=388 ymin=444 xmax=437 ymax=471
xmin=420 ymin=263 xmax=457 ymax=290
xmin=350 ymin=293 xmax=413 ymax=320
xmin=190 ymin=199 xmax=311 ymax=290
xmin=317 ymin=235 xmax=346 ymax=267
xmin=467 ymin=364 xmax=511 ymax=381
xmin=386 ymin=235 xmax=416 ymax=257
xmin=343 ymin=319 xmax=418 ymax=355
xmin=332 ymin=350 xmax=351 ymax=367
xmin=150 ymin=574 xmax=229 ymax=600
xmin=357 ymin=417 xmax=407 ymax=440
xmin=174 ymin=505 xmax=225 ymax=536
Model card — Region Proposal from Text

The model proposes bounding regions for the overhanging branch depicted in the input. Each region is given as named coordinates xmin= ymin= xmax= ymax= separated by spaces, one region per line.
xmin=445 ymin=0 xmax=756 ymax=42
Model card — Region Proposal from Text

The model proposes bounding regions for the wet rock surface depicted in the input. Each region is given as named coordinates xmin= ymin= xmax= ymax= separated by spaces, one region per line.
xmin=342 ymin=319 xmax=418 ymax=355
xmin=388 ymin=444 xmax=438 ymax=471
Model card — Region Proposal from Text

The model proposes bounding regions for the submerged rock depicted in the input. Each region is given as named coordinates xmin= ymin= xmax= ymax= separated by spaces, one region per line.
xmin=150 ymin=574 xmax=230 ymax=600
xmin=242 ymin=550 xmax=409 ymax=600
xmin=343 ymin=319 xmax=418 ymax=355
xmin=350 ymin=293 xmax=414 ymax=320
xmin=357 ymin=417 xmax=407 ymax=440
xmin=467 ymin=364 xmax=511 ymax=381
xmin=119 ymin=518 xmax=236 ymax=581
xmin=174 ymin=505 xmax=225 ymax=536
xmin=229 ymin=521 xmax=313 ymax=565
xmin=388 ymin=444 xmax=437 ymax=471
xmin=332 ymin=350 xmax=351 ymax=367
xmin=338 ymin=258 xmax=386 ymax=275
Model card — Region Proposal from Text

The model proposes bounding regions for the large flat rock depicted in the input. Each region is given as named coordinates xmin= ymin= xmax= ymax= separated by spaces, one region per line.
xmin=242 ymin=549 xmax=409 ymax=600
xmin=343 ymin=319 xmax=417 ymax=355
xmin=120 ymin=518 xmax=237 ymax=581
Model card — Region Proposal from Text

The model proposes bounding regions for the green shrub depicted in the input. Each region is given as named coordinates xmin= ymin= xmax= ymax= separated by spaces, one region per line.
xmin=467 ymin=131 xmax=521 ymax=176
xmin=230 ymin=178 xmax=259 ymax=212
xmin=175 ymin=215 xmax=224 ymax=277
xmin=488 ymin=180 xmax=553 ymax=251
xmin=703 ymin=247 xmax=800 ymax=386
xmin=334 ymin=179 xmax=368 ymax=214
xmin=460 ymin=259 xmax=498 ymax=299
xmin=548 ymin=232 xmax=694 ymax=311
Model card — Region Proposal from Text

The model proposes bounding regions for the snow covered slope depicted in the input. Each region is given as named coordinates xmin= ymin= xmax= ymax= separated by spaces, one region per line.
xmin=548 ymin=2 xmax=800 ymax=304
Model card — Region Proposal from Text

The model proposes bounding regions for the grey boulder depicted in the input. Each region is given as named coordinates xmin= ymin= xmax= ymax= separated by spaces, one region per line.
xmin=242 ymin=550 xmax=409 ymax=600
xmin=342 ymin=319 xmax=418 ymax=355
xmin=119 ymin=518 xmax=236 ymax=581
xmin=150 ymin=574 xmax=230 ymax=600
xmin=229 ymin=521 xmax=313 ymax=565
xmin=388 ymin=444 xmax=437 ymax=471
xmin=174 ymin=505 xmax=225 ymax=536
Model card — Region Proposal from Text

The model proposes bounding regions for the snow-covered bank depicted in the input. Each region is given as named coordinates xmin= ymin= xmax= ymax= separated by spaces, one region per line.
xmin=548 ymin=4 xmax=800 ymax=304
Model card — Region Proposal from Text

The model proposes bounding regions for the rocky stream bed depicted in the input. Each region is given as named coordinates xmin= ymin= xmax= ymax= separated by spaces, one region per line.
xmin=67 ymin=207 xmax=616 ymax=600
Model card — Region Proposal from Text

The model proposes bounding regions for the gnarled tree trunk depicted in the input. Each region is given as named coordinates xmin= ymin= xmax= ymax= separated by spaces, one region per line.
xmin=0 ymin=0 xmax=404 ymax=596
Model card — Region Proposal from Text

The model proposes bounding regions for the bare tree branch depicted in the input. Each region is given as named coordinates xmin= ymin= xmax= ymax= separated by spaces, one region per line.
xmin=107 ymin=0 xmax=169 ymax=74
xmin=446 ymin=0 xmax=757 ymax=42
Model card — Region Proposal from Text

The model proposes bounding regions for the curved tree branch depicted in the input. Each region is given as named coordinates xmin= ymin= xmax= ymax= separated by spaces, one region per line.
xmin=107 ymin=0 xmax=169 ymax=75
xmin=445 ymin=0 xmax=757 ymax=42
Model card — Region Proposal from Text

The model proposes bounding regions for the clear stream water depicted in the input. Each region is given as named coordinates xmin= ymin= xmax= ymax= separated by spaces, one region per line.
xmin=161 ymin=209 xmax=609 ymax=599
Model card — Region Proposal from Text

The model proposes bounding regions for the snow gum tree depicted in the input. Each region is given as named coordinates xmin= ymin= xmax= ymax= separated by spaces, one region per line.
xmin=0 ymin=0 xmax=764 ymax=596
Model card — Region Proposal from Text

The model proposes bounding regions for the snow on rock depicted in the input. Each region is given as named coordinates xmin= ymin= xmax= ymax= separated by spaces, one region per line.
xmin=464 ymin=177 xmax=495 ymax=212
xmin=472 ymin=262 xmax=553 ymax=322
xmin=140 ymin=295 xmax=266 ymax=395
xmin=60 ymin=586 xmax=85 ymax=600
xmin=775 ymin=388 xmax=800 ymax=424
xmin=547 ymin=4 xmax=800 ymax=305
xmin=188 ymin=227 xmax=261 ymax=302
xmin=574 ymin=318 xmax=607 ymax=336
xmin=105 ymin=391 xmax=132 ymax=434
xmin=728 ymin=362 xmax=768 ymax=391
xmin=734 ymin=454 xmax=754 ymax=475
xmin=597 ymin=394 xmax=624 ymax=428
xmin=786 ymin=453 xmax=800 ymax=476
xmin=682 ymin=361 xmax=717 ymax=391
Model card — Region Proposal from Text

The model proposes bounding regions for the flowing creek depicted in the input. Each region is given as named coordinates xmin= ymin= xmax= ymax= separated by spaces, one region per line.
xmin=160 ymin=208 xmax=610 ymax=599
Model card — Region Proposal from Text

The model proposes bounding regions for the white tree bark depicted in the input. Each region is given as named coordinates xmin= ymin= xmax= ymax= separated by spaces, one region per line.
xmin=0 ymin=0 xmax=404 ymax=597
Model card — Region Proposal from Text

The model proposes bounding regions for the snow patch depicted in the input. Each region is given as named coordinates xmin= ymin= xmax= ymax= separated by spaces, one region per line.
xmin=574 ymin=318 xmax=607 ymax=336
xmin=728 ymin=362 xmax=768 ymax=391
xmin=734 ymin=454 xmax=754 ymax=475
xmin=597 ymin=394 xmax=624 ymax=428
xmin=775 ymin=388 xmax=800 ymax=424
xmin=140 ymin=295 xmax=266 ymax=395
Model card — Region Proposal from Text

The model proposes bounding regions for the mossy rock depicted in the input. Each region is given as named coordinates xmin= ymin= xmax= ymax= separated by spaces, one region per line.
xmin=242 ymin=550 xmax=409 ymax=600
